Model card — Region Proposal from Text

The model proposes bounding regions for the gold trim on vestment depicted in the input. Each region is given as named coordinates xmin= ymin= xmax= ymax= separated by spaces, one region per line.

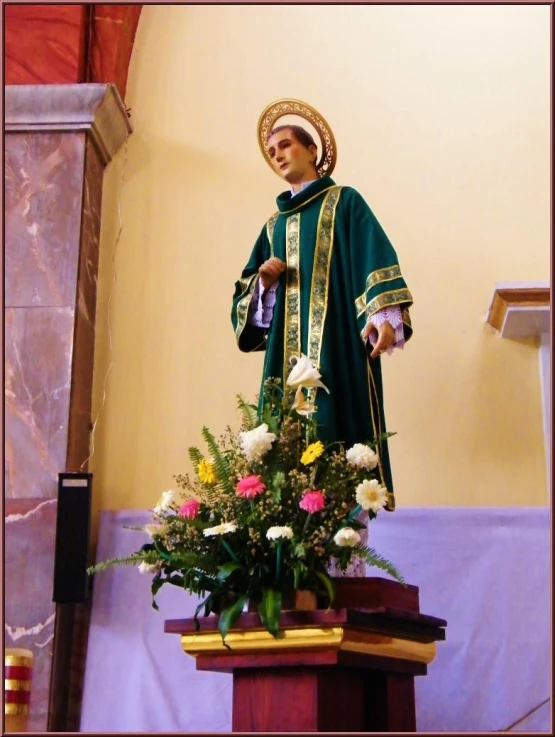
xmin=365 ymin=264 xmax=403 ymax=294
xmin=235 ymin=273 xmax=258 ymax=343
xmin=367 ymin=365 xmax=395 ymax=510
xmin=266 ymin=212 xmax=279 ymax=257
xmin=366 ymin=363 xmax=385 ymax=486
xmin=180 ymin=625 xmax=436 ymax=663
xmin=307 ymin=187 xmax=342 ymax=378
xmin=366 ymin=288 xmax=413 ymax=318
xmin=283 ymin=214 xmax=302 ymax=378
xmin=402 ymin=306 xmax=412 ymax=334
xmin=355 ymin=265 xmax=404 ymax=316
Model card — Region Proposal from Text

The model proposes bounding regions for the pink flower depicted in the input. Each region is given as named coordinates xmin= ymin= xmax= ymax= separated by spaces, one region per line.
xmin=236 ymin=475 xmax=266 ymax=499
xmin=300 ymin=490 xmax=325 ymax=514
xmin=178 ymin=499 xmax=200 ymax=519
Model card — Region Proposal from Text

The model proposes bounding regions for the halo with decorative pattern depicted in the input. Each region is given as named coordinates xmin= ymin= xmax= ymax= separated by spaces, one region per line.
xmin=257 ymin=98 xmax=337 ymax=178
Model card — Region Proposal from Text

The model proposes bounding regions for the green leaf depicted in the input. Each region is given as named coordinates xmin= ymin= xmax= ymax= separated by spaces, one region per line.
xmin=218 ymin=595 xmax=248 ymax=643
xmin=201 ymin=427 xmax=235 ymax=495
xmin=194 ymin=593 xmax=213 ymax=620
xmin=257 ymin=588 xmax=282 ymax=638
xmin=292 ymin=543 xmax=306 ymax=559
xmin=216 ymin=561 xmax=242 ymax=583
xmin=353 ymin=544 xmax=406 ymax=585
xmin=237 ymin=395 xmax=258 ymax=430
xmin=188 ymin=446 xmax=204 ymax=472
xmin=148 ymin=575 xmax=164 ymax=611
xmin=315 ymin=571 xmax=336 ymax=610
xmin=271 ymin=471 xmax=286 ymax=503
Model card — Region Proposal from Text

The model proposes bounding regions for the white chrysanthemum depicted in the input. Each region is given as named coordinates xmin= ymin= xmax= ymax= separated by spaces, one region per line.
xmin=266 ymin=526 xmax=294 ymax=541
xmin=355 ymin=479 xmax=388 ymax=513
xmin=239 ymin=423 xmax=277 ymax=463
xmin=203 ymin=522 xmax=237 ymax=537
xmin=144 ymin=524 xmax=166 ymax=538
xmin=138 ymin=561 xmax=162 ymax=575
xmin=346 ymin=443 xmax=379 ymax=471
xmin=153 ymin=489 xmax=176 ymax=515
xmin=286 ymin=354 xmax=329 ymax=393
xmin=334 ymin=527 xmax=362 ymax=547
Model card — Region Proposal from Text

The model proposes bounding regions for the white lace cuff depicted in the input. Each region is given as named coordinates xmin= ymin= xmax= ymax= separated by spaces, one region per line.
xmin=247 ymin=278 xmax=278 ymax=328
xmin=365 ymin=304 xmax=405 ymax=354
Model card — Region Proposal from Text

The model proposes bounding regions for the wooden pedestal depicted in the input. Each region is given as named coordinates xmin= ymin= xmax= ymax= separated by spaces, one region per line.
xmin=165 ymin=578 xmax=447 ymax=733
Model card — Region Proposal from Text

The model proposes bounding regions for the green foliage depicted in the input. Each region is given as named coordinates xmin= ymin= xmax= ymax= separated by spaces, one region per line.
xmin=257 ymin=588 xmax=282 ymax=638
xmin=218 ymin=595 xmax=249 ymax=643
xmin=89 ymin=372 xmax=404 ymax=642
xmin=236 ymin=394 xmax=258 ymax=430
xmin=188 ymin=447 xmax=204 ymax=472
xmin=201 ymin=426 xmax=235 ymax=495
xmin=353 ymin=544 xmax=406 ymax=585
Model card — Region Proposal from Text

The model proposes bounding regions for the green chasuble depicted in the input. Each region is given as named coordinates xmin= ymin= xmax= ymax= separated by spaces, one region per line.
xmin=231 ymin=176 xmax=413 ymax=509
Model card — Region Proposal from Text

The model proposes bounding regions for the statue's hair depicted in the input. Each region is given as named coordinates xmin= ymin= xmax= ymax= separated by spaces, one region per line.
xmin=267 ymin=125 xmax=317 ymax=151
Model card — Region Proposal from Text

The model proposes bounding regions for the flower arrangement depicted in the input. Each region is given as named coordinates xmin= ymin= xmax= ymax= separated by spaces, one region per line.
xmin=88 ymin=355 xmax=404 ymax=642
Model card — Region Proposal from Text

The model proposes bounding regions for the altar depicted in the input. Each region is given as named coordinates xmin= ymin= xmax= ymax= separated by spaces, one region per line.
xmin=80 ymin=506 xmax=549 ymax=732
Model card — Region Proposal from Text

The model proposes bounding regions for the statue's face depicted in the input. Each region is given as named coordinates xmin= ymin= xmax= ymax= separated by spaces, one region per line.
xmin=267 ymin=128 xmax=317 ymax=185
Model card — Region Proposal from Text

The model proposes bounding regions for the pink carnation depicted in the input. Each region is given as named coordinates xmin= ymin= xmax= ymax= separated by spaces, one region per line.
xmin=236 ymin=475 xmax=266 ymax=499
xmin=178 ymin=499 xmax=200 ymax=519
xmin=300 ymin=489 xmax=325 ymax=514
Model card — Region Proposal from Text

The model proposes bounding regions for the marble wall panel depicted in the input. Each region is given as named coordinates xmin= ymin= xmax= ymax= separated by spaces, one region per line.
xmin=4 ymin=497 xmax=58 ymax=733
xmin=5 ymin=308 xmax=75 ymax=499
xmin=4 ymin=4 xmax=87 ymax=85
xmin=5 ymin=132 xmax=86 ymax=308
xmin=67 ymin=139 xmax=104 ymax=471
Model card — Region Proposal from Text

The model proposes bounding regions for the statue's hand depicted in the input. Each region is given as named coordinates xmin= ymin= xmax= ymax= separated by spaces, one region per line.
xmin=258 ymin=257 xmax=287 ymax=290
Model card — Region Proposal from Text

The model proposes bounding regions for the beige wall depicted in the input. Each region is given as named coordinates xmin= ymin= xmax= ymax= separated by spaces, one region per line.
xmin=91 ymin=4 xmax=550 ymax=530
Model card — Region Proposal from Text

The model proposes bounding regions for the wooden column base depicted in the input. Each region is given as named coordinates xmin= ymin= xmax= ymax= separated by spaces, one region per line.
xmin=232 ymin=665 xmax=415 ymax=732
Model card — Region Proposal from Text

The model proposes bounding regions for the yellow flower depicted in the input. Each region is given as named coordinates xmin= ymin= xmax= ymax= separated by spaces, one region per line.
xmin=198 ymin=459 xmax=216 ymax=485
xmin=301 ymin=441 xmax=325 ymax=465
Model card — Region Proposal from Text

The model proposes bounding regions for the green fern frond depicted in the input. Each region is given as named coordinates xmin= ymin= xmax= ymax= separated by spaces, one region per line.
xmin=201 ymin=426 xmax=234 ymax=495
xmin=353 ymin=544 xmax=406 ymax=585
xmin=236 ymin=394 xmax=258 ymax=430
xmin=87 ymin=552 xmax=156 ymax=575
xmin=188 ymin=447 xmax=204 ymax=472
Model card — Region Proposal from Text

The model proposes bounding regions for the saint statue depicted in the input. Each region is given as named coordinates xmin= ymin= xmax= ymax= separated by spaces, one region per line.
xmin=232 ymin=101 xmax=413 ymax=573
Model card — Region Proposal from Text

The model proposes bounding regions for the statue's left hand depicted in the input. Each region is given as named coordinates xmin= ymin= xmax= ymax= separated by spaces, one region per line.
xmin=365 ymin=320 xmax=396 ymax=359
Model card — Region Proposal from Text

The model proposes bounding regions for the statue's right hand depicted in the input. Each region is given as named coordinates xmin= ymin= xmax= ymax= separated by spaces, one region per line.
xmin=258 ymin=257 xmax=287 ymax=290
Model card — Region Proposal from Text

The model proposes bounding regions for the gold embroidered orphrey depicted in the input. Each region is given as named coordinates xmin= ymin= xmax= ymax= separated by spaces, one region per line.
xmin=282 ymin=187 xmax=343 ymax=381
xmin=257 ymin=98 xmax=338 ymax=179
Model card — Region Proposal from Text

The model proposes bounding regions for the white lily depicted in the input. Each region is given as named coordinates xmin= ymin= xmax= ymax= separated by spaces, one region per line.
xmin=286 ymin=355 xmax=330 ymax=393
xmin=291 ymin=387 xmax=317 ymax=417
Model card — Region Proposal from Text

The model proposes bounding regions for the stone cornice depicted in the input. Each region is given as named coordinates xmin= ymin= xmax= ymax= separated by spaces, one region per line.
xmin=4 ymin=84 xmax=132 ymax=166
xmin=486 ymin=281 xmax=550 ymax=339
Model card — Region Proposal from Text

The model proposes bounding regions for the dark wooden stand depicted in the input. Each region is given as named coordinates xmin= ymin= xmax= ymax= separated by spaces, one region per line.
xmin=165 ymin=578 xmax=446 ymax=733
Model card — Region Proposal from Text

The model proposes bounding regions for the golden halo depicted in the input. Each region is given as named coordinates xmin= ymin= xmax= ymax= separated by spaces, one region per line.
xmin=257 ymin=98 xmax=337 ymax=179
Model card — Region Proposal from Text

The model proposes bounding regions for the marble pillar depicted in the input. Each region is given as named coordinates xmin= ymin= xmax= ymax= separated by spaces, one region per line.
xmin=4 ymin=84 xmax=131 ymax=731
